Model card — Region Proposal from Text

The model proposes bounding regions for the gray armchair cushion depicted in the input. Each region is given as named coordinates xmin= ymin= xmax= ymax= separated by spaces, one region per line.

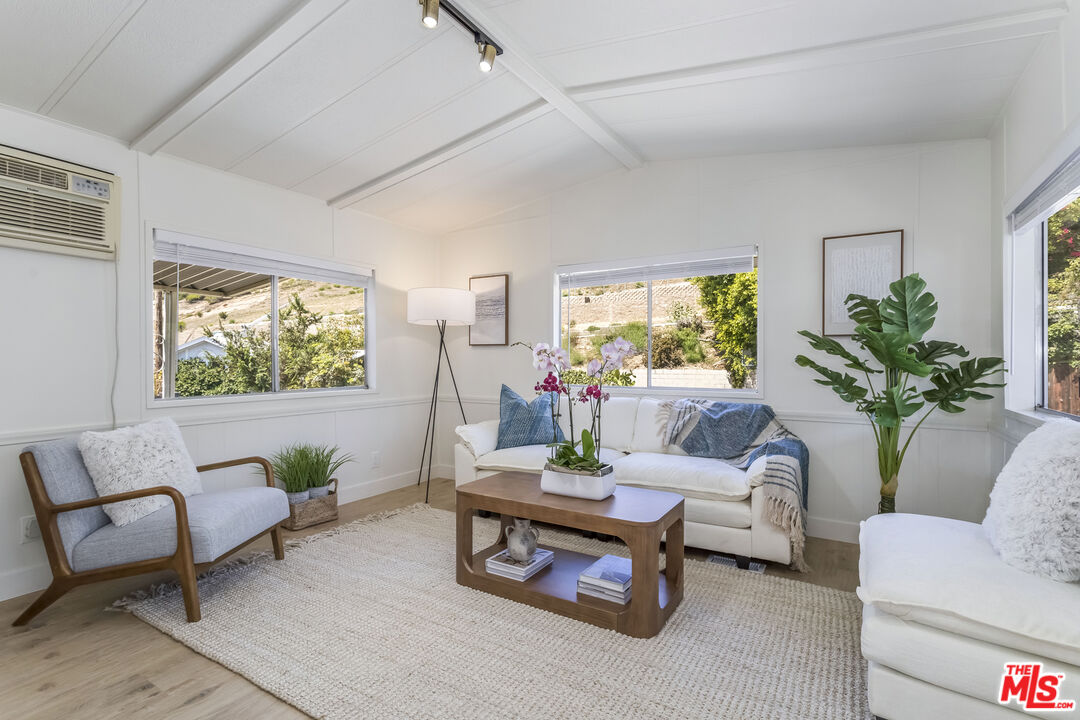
xmin=71 ymin=487 xmax=289 ymax=572
xmin=24 ymin=438 xmax=110 ymax=565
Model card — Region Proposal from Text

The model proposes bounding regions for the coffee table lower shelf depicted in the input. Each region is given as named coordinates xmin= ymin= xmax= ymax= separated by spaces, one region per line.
xmin=461 ymin=543 xmax=674 ymax=633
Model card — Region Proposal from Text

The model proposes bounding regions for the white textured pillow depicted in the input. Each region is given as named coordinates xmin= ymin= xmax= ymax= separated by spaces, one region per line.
xmin=983 ymin=419 xmax=1080 ymax=582
xmin=455 ymin=420 xmax=499 ymax=458
xmin=78 ymin=418 xmax=203 ymax=527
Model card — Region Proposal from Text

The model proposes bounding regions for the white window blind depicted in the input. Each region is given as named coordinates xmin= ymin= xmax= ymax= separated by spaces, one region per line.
xmin=557 ymin=246 xmax=756 ymax=289
xmin=1011 ymin=146 xmax=1080 ymax=230
xmin=153 ymin=229 xmax=373 ymax=287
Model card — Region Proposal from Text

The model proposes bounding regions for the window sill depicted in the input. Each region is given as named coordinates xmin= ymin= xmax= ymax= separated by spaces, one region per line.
xmin=149 ymin=385 xmax=377 ymax=410
xmin=601 ymin=386 xmax=763 ymax=400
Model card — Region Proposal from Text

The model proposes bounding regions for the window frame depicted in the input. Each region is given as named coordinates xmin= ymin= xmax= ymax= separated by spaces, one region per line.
xmin=147 ymin=229 xmax=376 ymax=407
xmin=552 ymin=248 xmax=762 ymax=397
xmin=1037 ymin=198 xmax=1080 ymax=419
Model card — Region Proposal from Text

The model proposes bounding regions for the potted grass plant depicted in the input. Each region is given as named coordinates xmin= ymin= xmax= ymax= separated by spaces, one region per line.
xmin=306 ymin=445 xmax=352 ymax=498
xmin=270 ymin=444 xmax=353 ymax=529
xmin=271 ymin=444 xmax=312 ymax=504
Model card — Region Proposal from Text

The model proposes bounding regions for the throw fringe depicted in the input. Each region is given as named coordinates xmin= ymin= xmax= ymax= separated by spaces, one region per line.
xmin=763 ymin=495 xmax=809 ymax=572
xmin=111 ymin=502 xmax=436 ymax=612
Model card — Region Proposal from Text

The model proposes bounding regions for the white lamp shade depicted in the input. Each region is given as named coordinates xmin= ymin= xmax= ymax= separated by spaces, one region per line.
xmin=407 ymin=287 xmax=476 ymax=326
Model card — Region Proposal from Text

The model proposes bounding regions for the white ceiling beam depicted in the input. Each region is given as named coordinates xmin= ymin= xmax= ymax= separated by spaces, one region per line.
xmin=38 ymin=0 xmax=149 ymax=115
xmin=444 ymin=0 xmax=643 ymax=170
xmin=330 ymin=101 xmax=554 ymax=208
xmin=569 ymin=5 xmax=1069 ymax=102
xmin=130 ymin=0 xmax=349 ymax=154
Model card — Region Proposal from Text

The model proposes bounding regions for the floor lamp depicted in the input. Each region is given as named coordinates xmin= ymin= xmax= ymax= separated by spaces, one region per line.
xmin=408 ymin=287 xmax=476 ymax=503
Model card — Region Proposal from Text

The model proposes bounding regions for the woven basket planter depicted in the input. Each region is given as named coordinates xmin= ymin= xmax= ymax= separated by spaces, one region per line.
xmin=281 ymin=479 xmax=339 ymax=531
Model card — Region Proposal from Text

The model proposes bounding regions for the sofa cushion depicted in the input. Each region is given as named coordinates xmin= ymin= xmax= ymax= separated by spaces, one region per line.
xmin=476 ymin=445 xmax=624 ymax=474
xmin=859 ymin=513 xmax=1080 ymax=666
xmin=23 ymin=437 xmax=111 ymax=565
xmin=594 ymin=397 xmax=639 ymax=452
xmin=71 ymin=486 xmax=288 ymax=572
xmin=862 ymin=605 xmax=1080 ymax=713
xmin=629 ymin=398 xmax=668 ymax=454
xmin=612 ymin=452 xmax=750 ymax=502
xmin=983 ymin=419 xmax=1080 ymax=582
xmin=78 ymin=418 xmax=204 ymax=527
xmin=455 ymin=419 xmax=499 ymax=458
xmin=684 ymin=496 xmax=751 ymax=529
xmin=496 ymin=385 xmax=564 ymax=450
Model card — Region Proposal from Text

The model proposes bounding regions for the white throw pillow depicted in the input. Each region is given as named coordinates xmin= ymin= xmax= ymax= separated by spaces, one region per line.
xmin=983 ymin=419 xmax=1080 ymax=582
xmin=78 ymin=418 xmax=204 ymax=527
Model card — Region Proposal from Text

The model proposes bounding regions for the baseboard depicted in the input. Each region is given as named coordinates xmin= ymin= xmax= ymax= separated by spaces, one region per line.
xmin=0 ymin=563 xmax=54 ymax=604
xmin=806 ymin=516 xmax=860 ymax=544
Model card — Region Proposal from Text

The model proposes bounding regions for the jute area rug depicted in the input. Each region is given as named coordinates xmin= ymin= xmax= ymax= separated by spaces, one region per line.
xmin=118 ymin=505 xmax=870 ymax=720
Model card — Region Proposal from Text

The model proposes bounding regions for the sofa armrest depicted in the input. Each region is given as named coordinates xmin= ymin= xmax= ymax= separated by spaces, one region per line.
xmin=455 ymin=419 xmax=499 ymax=459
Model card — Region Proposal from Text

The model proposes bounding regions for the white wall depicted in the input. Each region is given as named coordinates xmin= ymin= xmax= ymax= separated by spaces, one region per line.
xmin=990 ymin=0 xmax=1080 ymax=467
xmin=437 ymin=140 xmax=997 ymax=543
xmin=0 ymin=105 xmax=440 ymax=601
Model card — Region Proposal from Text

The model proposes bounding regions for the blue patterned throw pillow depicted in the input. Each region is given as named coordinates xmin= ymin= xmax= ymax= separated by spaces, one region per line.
xmin=496 ymin=385 xmax=564 ymax=450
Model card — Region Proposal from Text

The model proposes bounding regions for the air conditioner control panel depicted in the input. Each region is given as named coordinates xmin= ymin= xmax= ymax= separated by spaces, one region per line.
xmin=72 ymin=174 xmax=111 ymax=200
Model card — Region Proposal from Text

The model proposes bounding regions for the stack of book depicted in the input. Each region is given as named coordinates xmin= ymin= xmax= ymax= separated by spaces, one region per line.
xmin=485 ymin=548 xmax=554 ymax=581
xmin=577 ymin=554 xmax=632 ymax=604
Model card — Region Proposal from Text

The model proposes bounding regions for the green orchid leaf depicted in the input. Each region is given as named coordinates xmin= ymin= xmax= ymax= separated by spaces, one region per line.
xmin=880 ymin=274 xmax=938 ymax=341
xmin=845 ymin=294 xmax=883 ymax=332
xmin=580 ymin=429 xmax=596 ymax=462
xmin=912 ymin=340 xmax=970 ymax=368
xmin=870 ymin=385 xmax=925 ymax=428
xmin=923 ymin=357 xmax=1006 ymax=412
xmin=853 ymin=325 xmax=933 ymax=377
xmin=795 ymin=355 xmax=869 ymax=404
xmin=797 ymin=330 xmax=880 ymax=373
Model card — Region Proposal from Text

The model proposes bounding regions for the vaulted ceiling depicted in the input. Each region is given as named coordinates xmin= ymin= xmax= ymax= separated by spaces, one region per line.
xmin=0 ymin=0 xmax=1069 ymax=233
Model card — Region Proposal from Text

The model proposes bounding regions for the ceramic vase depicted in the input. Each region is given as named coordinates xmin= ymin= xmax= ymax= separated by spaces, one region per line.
xmin=505 ymin=517 xmax=539 ymax=563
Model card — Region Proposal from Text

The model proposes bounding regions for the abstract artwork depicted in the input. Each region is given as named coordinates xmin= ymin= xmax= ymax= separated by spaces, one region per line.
xmin=822 ymin=230 xmax=903 ymax=336
xmin=469 ymin=273 xmax=509 ymax=345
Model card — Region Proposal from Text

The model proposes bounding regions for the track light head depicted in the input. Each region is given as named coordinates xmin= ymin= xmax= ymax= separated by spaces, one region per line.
xmin=478 ymin=42 xmax=497 ymax=72
xmin=420 ymin=0 xmax=439 ymax=28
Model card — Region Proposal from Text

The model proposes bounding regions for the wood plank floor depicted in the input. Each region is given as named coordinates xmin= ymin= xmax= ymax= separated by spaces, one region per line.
xmin=0 ymin=478 xmax=859 ymax=719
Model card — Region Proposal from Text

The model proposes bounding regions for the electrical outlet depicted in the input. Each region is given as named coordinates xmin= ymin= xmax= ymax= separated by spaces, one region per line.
xmin=370 ymin=451 xmax=381 ymax=469
xmin=19 ymin=515 xmax=40 ymax=544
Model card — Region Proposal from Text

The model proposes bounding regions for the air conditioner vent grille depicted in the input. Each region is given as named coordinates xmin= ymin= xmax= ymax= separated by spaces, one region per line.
xmin=0 ymin=154 xmax=69 ymax=190
xmin=0 ymin=186 xmax=107 ymax=247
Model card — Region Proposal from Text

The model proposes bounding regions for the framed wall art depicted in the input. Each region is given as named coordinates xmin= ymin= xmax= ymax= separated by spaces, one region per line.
xmin=822 ymin=230 xmax=904 ymax=336
xmin=469 ymin=273 xmax=509 ymax=346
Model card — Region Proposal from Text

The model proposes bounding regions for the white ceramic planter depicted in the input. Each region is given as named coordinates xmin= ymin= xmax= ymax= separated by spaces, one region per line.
xmin=540 ymin=463 xmax=616 ymax=501
xmin=308 ymin=485 xmax=330 ymax=498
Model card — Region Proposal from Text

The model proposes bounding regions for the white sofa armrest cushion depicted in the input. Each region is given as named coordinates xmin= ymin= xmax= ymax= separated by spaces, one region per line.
xmin=858 ymin=513 xmax=1080 ymax=666
xmin=745 ymin=456 xmax=768 ymax=486
xmin=455 ymin=420 xmax=499 ymax=459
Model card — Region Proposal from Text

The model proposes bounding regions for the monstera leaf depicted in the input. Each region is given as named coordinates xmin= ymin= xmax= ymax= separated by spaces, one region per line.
xmin=912 ymin=340 xmax=970 ymax=369
xmin=923 ymin=357 xmax=1006 ymax=412
xmin=797 ymin=330 xmax=879 ymax=374
xmin=880 ymin=274 xmax=938 ymax=341
xmin=869 ymin=385 xmax=925 ymax=428
xmin=845 ymin=294 xmax=883 ymax=331
xmin=795 ymin=355 xmax=869 ymax=405
xmin=853 ymin=325 xmax=933 ymax=377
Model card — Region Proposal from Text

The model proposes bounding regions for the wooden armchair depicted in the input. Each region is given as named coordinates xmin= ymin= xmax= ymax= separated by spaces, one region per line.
xmin=14 ymin=438 xmax=289 ymax=626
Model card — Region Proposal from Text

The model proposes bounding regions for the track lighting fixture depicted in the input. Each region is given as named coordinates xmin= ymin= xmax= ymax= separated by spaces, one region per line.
xmin=478 ymin=42 xmax=497 ymax=72
xmin=420 ymin=0 xmax=439 ymax=28
xmin=423 ymin=0 xmax=503 ymax=73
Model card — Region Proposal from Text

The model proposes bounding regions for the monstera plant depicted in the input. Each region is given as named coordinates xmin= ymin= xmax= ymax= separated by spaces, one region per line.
xmin=796 ymin=274 xmax=1005 ymax=514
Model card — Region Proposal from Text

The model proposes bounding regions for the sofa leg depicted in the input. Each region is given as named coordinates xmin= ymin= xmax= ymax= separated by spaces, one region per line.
xmin=11 ymin=580 xmax=69 ymax=626
xmin=735 ymin=555 xmax=751 ymax=570
xmin=271 ymin=527 xmax=285 ymax=560
xmin=176 ymin=561 xmax=201 ymax=623
xmin=476 ymin=510 xmax=492 ymax=519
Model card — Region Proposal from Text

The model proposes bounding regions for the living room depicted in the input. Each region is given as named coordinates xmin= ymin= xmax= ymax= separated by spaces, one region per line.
xmin=0 ymin=1 xmax=1078 ymax=718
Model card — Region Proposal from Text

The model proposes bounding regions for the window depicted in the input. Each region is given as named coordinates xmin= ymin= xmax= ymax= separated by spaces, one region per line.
xmin=1043 ymin=194 xmax=1080 ymax=415
xmin=152 ymin=231 xmax=372 ymax=400
xmin=556 ymin=248 xmax=758 ymax=391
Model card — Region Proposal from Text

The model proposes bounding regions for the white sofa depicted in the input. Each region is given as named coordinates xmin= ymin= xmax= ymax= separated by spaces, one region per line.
xmin=454 ymin=397 xmax=793 ymax=565
xmin=859 ymin=513 xmax=1080 ymax=720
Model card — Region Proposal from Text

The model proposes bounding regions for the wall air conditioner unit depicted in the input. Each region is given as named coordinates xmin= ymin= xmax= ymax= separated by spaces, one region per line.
xmin=0 ymin=144 xmax=120 ymax=260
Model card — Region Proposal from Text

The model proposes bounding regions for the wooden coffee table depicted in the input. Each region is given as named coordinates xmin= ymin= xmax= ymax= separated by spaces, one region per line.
xmin=456 ymin=471 xmax=684 ymax=639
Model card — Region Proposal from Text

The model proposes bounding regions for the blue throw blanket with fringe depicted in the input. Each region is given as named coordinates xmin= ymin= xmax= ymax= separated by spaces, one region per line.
xmin=660 ymin=399 xmax=809 ymax=570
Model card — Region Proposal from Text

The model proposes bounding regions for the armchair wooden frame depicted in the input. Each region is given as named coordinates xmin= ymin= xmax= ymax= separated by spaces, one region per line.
xmin=13 ymin=454 xmax=285 ymax=627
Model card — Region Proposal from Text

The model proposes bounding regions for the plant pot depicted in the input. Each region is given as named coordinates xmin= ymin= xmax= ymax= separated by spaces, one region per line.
xmin=308 ymin=484 xmax=331 ymax=499
xmin=282 ymin=479 xmax=339 ymax=530
xmin=540 ymin=463 xmax=615 ymax=501
xmin=286 ymin=490 xmax=310 ymax=505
